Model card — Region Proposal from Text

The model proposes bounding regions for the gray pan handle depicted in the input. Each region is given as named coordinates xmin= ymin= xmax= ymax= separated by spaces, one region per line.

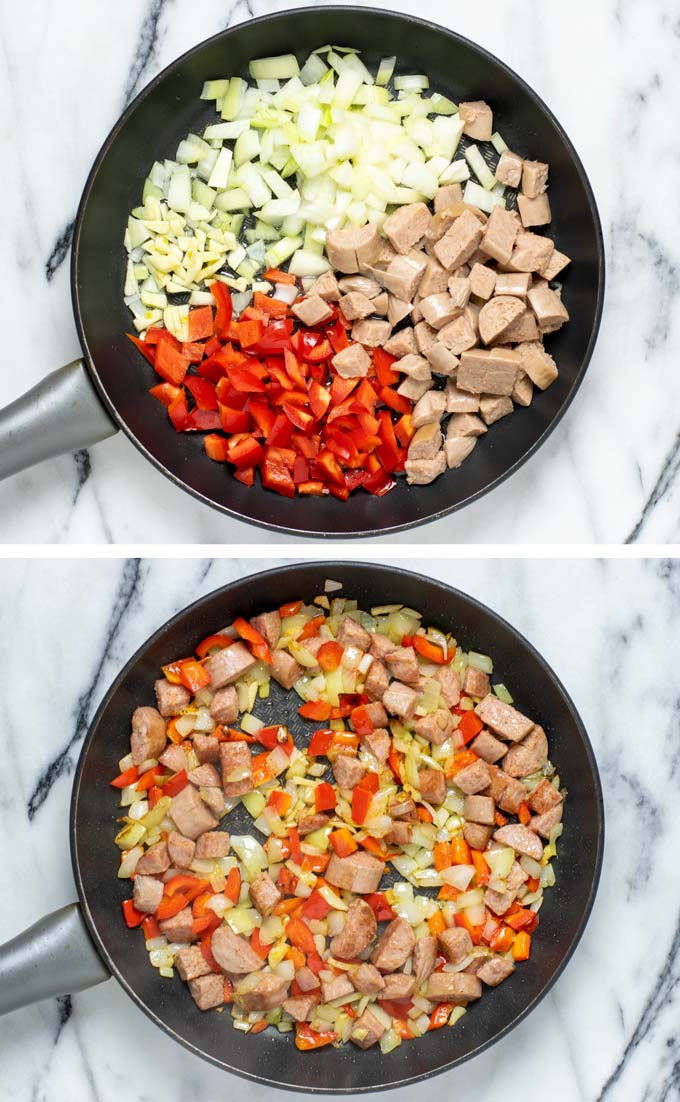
xmin=0 ymin=359 xmax=118 ymax=481
xmin=0 ymin=903 xmax=110 ymax=1015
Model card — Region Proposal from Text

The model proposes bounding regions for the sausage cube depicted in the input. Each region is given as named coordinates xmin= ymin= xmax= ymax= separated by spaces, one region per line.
xmin=463 ymin=794 xmax=495 ymax=825
xmin=133 ymin=874 xmax=163 ymax=914
xmin=204 ymin=642 xmax=256 ymax=688
xmin=382 ymin=681 xmax=420 ymax=720
xmin=458 ymin=100 xmax=493 ymax=140
xmin=417 ymin=769 xmax=446 ymax=804
xmin=189 ymin=973 xmax=225 ymax=1010
xmin=194 ymin=831 xmax=231 ymax=859
xmin=210 ymin=685 xmax=239 ymax=726
xmin=154 ymin=680 xmax=191 ymax=718
xmin=175 ymin=945 xmax=213 ymax=982
xmin=171 ymin=785 xmax=219 ymax=840
xmin=292 ymin=295 xmax=334 ymax=327
xmin=219 ymin=742 xmax=253 ymax=798
xmin=249 ymin=872 xmax=282 ymax=916
xmin=454 ymin=759 xmax=491 ymax=795
xmin=495 ymin=149 xmax=523 ymax=188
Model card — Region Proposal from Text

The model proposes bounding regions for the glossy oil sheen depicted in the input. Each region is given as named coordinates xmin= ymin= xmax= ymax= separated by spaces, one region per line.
xmin=71 ymin=563 xmax=603 ymax=1092
xmin=72 ymin=7 xmax=604 ymax=538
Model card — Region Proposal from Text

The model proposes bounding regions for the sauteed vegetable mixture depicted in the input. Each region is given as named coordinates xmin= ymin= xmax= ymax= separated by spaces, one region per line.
xmin=124 ymin=47 xmax=570 ymax=494
xmin=112 ymin=589 xmax=565 ymax=1053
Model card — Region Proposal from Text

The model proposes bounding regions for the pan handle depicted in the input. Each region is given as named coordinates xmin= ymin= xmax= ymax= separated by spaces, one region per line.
xmin=0 ymin=903 xmax=111 ymax=1016
xmin=0 ymin=359 xmax=118 ymax=481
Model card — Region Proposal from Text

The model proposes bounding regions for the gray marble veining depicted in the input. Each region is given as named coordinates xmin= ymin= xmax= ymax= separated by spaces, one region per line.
xmin=1 ymin=0 xmax=679 ymax=543
xmin=1 ymin=556 xmax=678 ymax=1099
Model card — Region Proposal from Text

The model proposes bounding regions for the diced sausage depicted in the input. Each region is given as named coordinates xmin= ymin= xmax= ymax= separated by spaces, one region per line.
xmin=454 ymin=759 xmax=491 ymax=795
xmin=446 ymin=436 xmax=477 ymax=469
xmin=417 ymin=769 xmax=446 ymax=804
xmin=337 ymin=616 xmax=372 ymax=652
xmin=195 ymin=831 xmax=230 ymax=859
xmin=518 ymin=193 xmax=551 ymax=228
xmin=338 ymin=275 xmax=383 ymax=298
xmin=475 ymin=694 xmax=534 ymax=742
xmin=522 ymin=160 xmax=549 ymax=198
xmin=463 ymin=822 xmax=492 ymax=850
xmin=469 ymin=263 xmax=496 ymax=301
xmin=464 ymin=795 xmax=495 ymax=825
xmin=219 ymin=741 xmax=253 ymax=797
xmin=434 ymin=184 xmax=463 ymax=211
xmin=130 ymin=706 xmax=167 ymax=765
xmin=332 ymin=343 xmax=371 ymax=378
xmin=387 ymin=296 xmax=413 ymax=327
xmin=385 ymin=646 xmax=420 ymax=684
xmin=463 ymin=667 xmax=490 ymax=698
xmin=370 ymin=633 xmax=398 ymax=661
xmin=329 ymin=898 xmax=377 ymax=960
xmin=298 ymin=812 xmax=330 ymax=835
xmin=497 ymin=309 xmax=540 ymax=344
xmin=175 ymin=945 xmax=212 ymax=982
xmin=369 ymin=291 xmax=388 ymax=314
xmin=405 ymin=452 xmax=446 ymax=486
xmin=457 ymin=348 xmax=520 ymax=396
xmin=326 ymin=224 xmax=381 ymax=273
xmin=136 ymin=840 xmax=170 ymax=875
xmin=204 ymin=642 xmax=256 ymax=688
xmin=154 ymin=680 xmax=191 ymax=718
xmin=530 ymin=803 xmax=563 ymax=839
xmin=448 ymin=275 xmax=473 ymax=310
xmin=470 ymin=730 xmax=507 ymax=763
xmin=507 ymin=861 xmax=529 ymax=892
xmin=438 ymin=313 xmax=478 ymax=355
xmin=320 ymin=973 xmax=354 ymax=1003
xmin=188 ymin=763 xmax=221 ymax=787
xmin=167 ymin=831 xmax=195 ymax=868
xmin=412 ymin=390 xmax=447 ymax=428
xmin=483 ymin=885 xmax=516 ymax=916
xmin=413 ymin=935 xmax=437 ymax=985
xmin=384 ymin=327 xmax=417 ymax=358
xmin=371 ymin=917 xmax=416 ymax=972
xmin=487 ymin=766 xmax=527 ymax=815
xmin=133 ymin=874 xmax=163 ymax=914
xmin=527 ymin=284 xmax=569 ymax=333
xmin=195 ymin=787 xmax=223 ymax=819
xmin=382 ymin=252 xmax=428 ymax=300
xmin=382 ymin=973 xmax=416 ymax=1000
xmin=502 ymin=726 xmax=548 ymax=778
xmin=495 ymin=272 xmax=532 ymax=298
xmin=296 ymin=966 xmax=320 ymax=992
xmin=398 ymin=375 xmax=432 ymax=402
xmin=448 ymin=413 xmax=487 ymax=439
xmin=434 ymin=210 xmax=484 ymax=271
xmin=283 ymin=994 xmax=318 ymax=1021
xmin=351 ymin=1007 xmax=387 ymax=1048
xmin=477 ymin=957 xmax=515 ymax=987
xmin=326 ymin=852 xmax=384 ymax=894
xmin=192 ymin=733 xmax=221 ymax=764
xmin=437 ymin=665 xmax=461 ymax=707
xmin=389 ymin=797 xmax=417 ymax=820
xmin=481 ymin=206 xmax=520 ymax=266
xmin=159 ymin=744 xmax=187 ymax=773
xmin=493 ymin=823 xmax=544 ymax=860
xmin=384 ymin=202 xmax=432 ymax=254
xmin=438 ymin=927 xmax=472 ymax=963
xmin=270 ymin=649 xmax=301 ymax=690
xmin=512 ymin=370 xmax=534 ymax=407
xmin=159 ymin=906 xmax=195 ymax=942
xmin=541 ymin=248 xmax=571 ymax=281
xmin=382 ymin=680 xmax=419 ymax=720
xmin=365 ymin=700 xmax=388 ymax=727
xmin=414 ymin=708 xmax=455 ymax=745
xmin=250 ymin=610 xmax=281 ymax=649
xmin=351 ymin=962 xmax=385 ymax=994
xmin=333 ymin=754 xmax=366 ymax=789
xmin=478 ymin=296 xmax=526 ymax=345
xmin=395 ymin=353 xmax=431 ymax=381
xmin=362 ymin=728 xmax=391 ymax=764
xmin=516 ymin=340 xmax=558 ymax=389
xmin=426 ymin=343 xmax=460 ymax=377
xmin=480 ymin=396 xmax=513 ymax=425
xmin=212 ymin=924 xmax=263 ymax=973
xmin=352 ymin=318 xmax=392 ymax=347
xmin=495 ymin=149 xmax=523 ymax=188
xmin=249 ymin=872 xmax=281 ymax=917
xmin=235 ymin=972 xmax=288 ymax=1011
xmin=364 ymin=659 xmax=390 ymax=701
xmin=209 ymin=685 xmax=239 ymax=726
xmin=340 ymin=291 xmax=374 ymax=320
xmin=171 ymin=784 xmax=219 ymax=840
xmin=458 ymin=100 xmax=493 ymax=140
xmin=421 ymin=293 xmax=462 ymax=330
xmin=510 ymin=231 xmax=554 ymax=273
xmin=189 ymin=973 xmax=225 ymax=1010
xmin=419 ymin=256 xmax=450 ymax=297
xmin=292 ymin=294 xmax=333 ymax=327
xmin=307 ymin=270 xmax=340 ymax=301
xmin=528 ymin=778 xmax=563 ymax=815
xmin=426 ymin=972 xmax=481 ymax=1004
xmin=385 ymin=820 xmax=412 ymax=845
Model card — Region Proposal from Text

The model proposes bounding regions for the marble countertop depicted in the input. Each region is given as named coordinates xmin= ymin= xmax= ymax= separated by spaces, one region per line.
xmin=2 ymin=556 xmax=678 ymax=1100
xmin=1 ymin=0 xmax=679 ymax=543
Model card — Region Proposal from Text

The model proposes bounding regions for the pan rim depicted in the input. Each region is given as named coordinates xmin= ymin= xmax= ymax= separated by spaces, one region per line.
xmin=70 ymin=5 xmax=605 ymax=540
xmin=69 ymin=561 xmax=604 ymax=1092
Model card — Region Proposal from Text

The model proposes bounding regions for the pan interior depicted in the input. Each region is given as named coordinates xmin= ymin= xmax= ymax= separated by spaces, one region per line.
xmin=72 ymin=7 xmax=603 ymax=538
xmin=71 ymin=563 xmax=603 ymax=1093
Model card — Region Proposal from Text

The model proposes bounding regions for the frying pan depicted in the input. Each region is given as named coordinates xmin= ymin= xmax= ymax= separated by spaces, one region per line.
xmin=0 ymin=562 xmax=603 ymax=1092
xmin=0 ymin=7 xmax=604 ymax=538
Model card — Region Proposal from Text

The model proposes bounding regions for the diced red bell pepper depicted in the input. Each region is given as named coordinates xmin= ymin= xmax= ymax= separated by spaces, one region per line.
xmin=299 ymin=700 xmax=332 ymax=721
xmin=233 ymin=617 xmax=272 ymax=663
xmin=373 ymin=348 xmax=399 ymax=386
xmin=227 ymin=435 xmax=264 ymax=470
xmin=314 ymin=781 xmax=337 ymax=813
xmin=261 ymin=460 xmax=295 ymax=498
xmin=266 ymin=414 xmax=295 ymax=447
xmin=351 ymin=784 xmax=372 ymax=825
xmin=411 ymin=635 xmax=448 ymax=665
xmin=457 ymin=710 xmax=484 ymax=743
xmin=283 ymin=402 xmax=315 ymax=433
xmin=300 ymin=889 xmax=332 ymax=920
xmin=314 ymin=449 xmax=345 ymax=487
xmin=363 ymin=468 xmax=396 ymax=496
xmin=286 ymin=916 xmax=317 ymax=954
xmin=195 ymin=633 xmax=233 ymax=659
xmin=183 ymin=375 xmax=216 ymax=410
xmin=178 ymin=659 xmax=211 ymax=693
xmin=204 ymin=434 xmax=231 ymax=462
xmin=308 ymin=729 xmax=334 ymax=756
xmin=394 ymin=412 xmax=414 ymax=447
xmin=263 ymin=267 xmax=297 ymax=285
xmin=329 ymin=827 xmax=359 ymax=857
xmin=187 ymin=306 xmax=214 ymax=342
xmin=210 ymin=281 xmax=233 ymax=339
xmin=167 ymin=390 xmax=189 ymax=432
xmin=224 ymin=866 xmax=241 ymax=904
xmin=364 ymin=892 xmax=396 ymax=921
xmin=308 ymin=379 xmax=332 ymax=419
xmin=295 ymin=1023 xmax=337 ymax=1051
xmin=126 ymin=332 xmax=156 ymax=367
xmin=234 ymin=467 xmax=255 ymax=487
xmin=149 ymin=382 xmax=181 ymax=408
xmin=218 ymin=405 xmax=251 ymax=434
xmin=162 ymin=769 xmax=189 ymax=797
xmin=326 ymin=318 xmax=349 ymax=353
xmin=122 ymin=899 xmax=144 ymax=928
xmin=317 ymin=641 xmax=343 ymax=671
xmin=154 ymin=333 xmax=190 ymax=387
xmin=253 ymin=291 xmax=288 ymax=318
xmin=110 ymin=765 xmax=139 ymax=788
xmin=380 ymin=386 xmax=412 ymax=415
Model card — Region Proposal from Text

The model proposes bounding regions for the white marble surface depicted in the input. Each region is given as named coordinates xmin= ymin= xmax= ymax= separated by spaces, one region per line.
xmin=1 ymin=0 xmax=679 ymax=543
xmin=1 ymin=556 xmax=678 ymax=1100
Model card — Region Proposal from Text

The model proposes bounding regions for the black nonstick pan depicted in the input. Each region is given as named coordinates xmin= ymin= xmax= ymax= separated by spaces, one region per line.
xmin=0 ymin=7 xmax=604 ymax=538
xmin=0 ymin=562 xmax=603 ymax=1092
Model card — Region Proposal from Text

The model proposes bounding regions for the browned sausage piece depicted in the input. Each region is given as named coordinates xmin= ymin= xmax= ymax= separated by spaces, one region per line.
xmin=477 ymin=957 xmax=515 ymax=987
xmin=438 ymin=927 xmax=473 ymax=963
xmin=528 ymin=778 xmax=563 ymax=815
xmin=414 ymin=709 xmax=455 ymax=745
xmin=159 ymin=906 xmax=195 ymax=942
xmin=502 ymin=726 xmax=549 ymax=778
xmin=295 ymin=966 xmax=320 ymax=992
xmin=154 ymin=679 xmax=191 ymax=718
xmin=136 ymin=840 xmax=170 ymax=875
xmin=361 ymin=729 xmax=391 ymax=763
xmin=478 ymin=296 xmax=525 ymax=345
xmin=369 ymin=633 xmax=398 ymax=661
xmin=437 ymin=666 xmax=461 ymax=708
xmin=426 ymin=972 xmax=482 ymax=1004
xmin=189 ymin=973 xmax=224 ymax=1010
xmin=175 ymin=945 xmax=213 ymax=982
xmin=194 ymin=831 xmax=230 ymax=859
xmin=337 ymin=616 xmax=372 ymax=651
xmin=188 ymin=763 xmax=221 ymax=788
xmin=530 ymin=804 xmax=563 ymax=839
xmin=269 ymin=649 xmax=302 ymax=690
xmin=385 ymin=821 xmax=412 ymax=846
xmin=463 ymin=667 xmax=491 ymax=698
xmin=130 ymin=706 xmax=166 ymax=765
xmin=192 ymin=733 xmax=221 ymax=764
xmin=298 ymin=812 xmax=330 ymax=835
xmin=351 ymin=962 xmax=385 ymax=994
xmin=412 ymin=936 xmax=437 ymax=985
xmin=464 ymin=826 xmax=492 ymax=856
xmin=382 ymin=681 xmax=419 ymax=720
xmin=463 ymin=795 xmax=495 ymax=825
xmin=384 ymin=202 xmax=432 ymax=254
xmin=381 ymin=973 xmax=416 ymax=1000
xmin=326 ymin=852 xmax=384 ymax=895
xmin=204 ymin=642 xmax=256 ymax=688
xmin=329 ymin=898 xmax=377 ymax=960
xmin=212 ymin=925 xmax=263 ymax=974
xmin=454 ymin=759 xmax=491 ymax=795
xmin=167 ymin=831 xmax=195 ymax=868
xmin=250 ymin=609 xmax=281 ymax=649
xmin=364 ymin=659 xmax=389 ymax=701
xmin=235 ymin=972 xmax=288 ymax=1011
xmin=283 ymin=994 xmax=317 ymax=1021
xmin=418 ymin=769 xmax=446 ymax=805
xmin=209 ymin=686 xmax=239 ymax=726
xmin=364 ymin=701 xmax=389 ymax=728
xmin=385 ymin=646 xmax=420 ymax=684
xmin=171 ymin=784 xmax=219 ymax=840
xmin=350 ymin=1007 xmax=386 ymax=1048
xmin=160 ymin=744 xmax=188 ymax=772
xmin=132 ymin=874 xmax=163 ymax=914
xmin=370 ymin=917 xmax=416 ymax=972
xmin=493 ymin=823 xmax=544 ymax=860
xmin=320 ymin=973 xmax=355 ymax=1003
xmin=249 ymin=872 xmax=282 ymax=917
xmin=487 ymin=765 xmax=528 ymax=814
xmin=484 ymin=886 xmax=517 ymax=916
xmin=475 ymin=695 xmax=534 ymax=742
xmin=333 ymin=754 xmax=366 ymax=789
xmin=470 ymin=730 xmax=507 ymax=764
xmin=219 ymin=741 xmax=253 ymax=797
